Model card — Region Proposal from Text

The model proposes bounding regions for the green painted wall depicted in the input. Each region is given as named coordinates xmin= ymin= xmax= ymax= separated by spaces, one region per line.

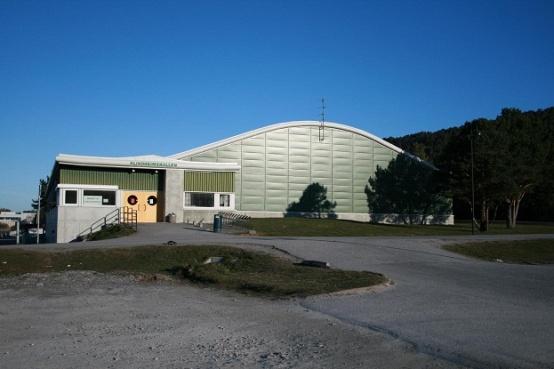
xmin=184 ymin=171 xmax=235 ymax=193
xmin=59 ymin=166 xmax=164 ymax=191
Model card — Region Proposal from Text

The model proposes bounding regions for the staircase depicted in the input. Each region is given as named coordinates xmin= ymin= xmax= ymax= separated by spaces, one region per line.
xmin=76 ymin=206 xmax=138 ymax=241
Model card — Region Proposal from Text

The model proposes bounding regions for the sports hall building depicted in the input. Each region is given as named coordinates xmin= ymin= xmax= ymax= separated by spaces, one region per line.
xmin=44 ymin=121 xmax=453 ymax=243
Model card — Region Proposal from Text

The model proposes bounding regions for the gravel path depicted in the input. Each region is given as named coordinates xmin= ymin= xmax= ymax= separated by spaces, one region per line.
xmin=2 ymin=223 xmax=553 ymax=368
xmin=0 ymin=271 xmax=464 ymax=369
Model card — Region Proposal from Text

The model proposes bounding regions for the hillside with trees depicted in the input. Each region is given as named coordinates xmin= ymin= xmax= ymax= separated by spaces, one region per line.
xmin=386 ymin=107 xmax=554 ymax=227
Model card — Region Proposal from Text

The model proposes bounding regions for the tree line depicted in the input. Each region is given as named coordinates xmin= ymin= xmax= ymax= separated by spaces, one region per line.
xmin=385 ymin=107 xmax=554 ymax=229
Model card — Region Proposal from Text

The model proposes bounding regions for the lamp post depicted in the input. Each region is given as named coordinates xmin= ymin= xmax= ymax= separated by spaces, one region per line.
xmin=37 ymin=182 xmax=41 ymax=245
xmin=470 ymin=127 xmax=481 ymax=235
xmin=470 ymin=133 xmax=475 ymax=236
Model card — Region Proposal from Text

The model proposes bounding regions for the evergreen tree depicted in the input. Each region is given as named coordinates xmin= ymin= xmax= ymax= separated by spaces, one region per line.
xmin=365 ymin=154 xmax=450 ymax=225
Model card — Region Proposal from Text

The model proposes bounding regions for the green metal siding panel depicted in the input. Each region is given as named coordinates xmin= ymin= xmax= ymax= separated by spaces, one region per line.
xmin=179 ymin=125 xmax=400 ymax=214
xmin=184 ymin=171 xmax=235 ymax=192
xmin=59 ymin=166 xmax=163 ymax=190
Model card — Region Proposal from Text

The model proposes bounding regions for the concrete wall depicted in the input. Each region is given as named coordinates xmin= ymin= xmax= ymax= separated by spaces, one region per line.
xmin=164 ymin=169 xmax=185 ymax=223
xmin=56 ymin=206 xmax=118 ymax=243
xmin=180 ymin=209 xmax=454 ymax=225
xmin=45 ymin=208 xmax=58 ymax=243
xmin=236 ymin=211 xmax=454 ymax=225
xmin=183 ymin=210 xmax=220 ymax=225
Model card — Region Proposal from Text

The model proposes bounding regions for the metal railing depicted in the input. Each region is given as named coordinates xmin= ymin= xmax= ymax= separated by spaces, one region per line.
xmin=76 ymin=206 xmax=137 ymax=241
xmin=218 ymin=211 xmax=251 ymax=229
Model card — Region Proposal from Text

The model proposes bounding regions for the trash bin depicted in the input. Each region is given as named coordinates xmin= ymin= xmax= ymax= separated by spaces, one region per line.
xmin=167 ymin=213 xmax=176 ymax=223
xmin=213 ymin=214 xmax=222 ymax=233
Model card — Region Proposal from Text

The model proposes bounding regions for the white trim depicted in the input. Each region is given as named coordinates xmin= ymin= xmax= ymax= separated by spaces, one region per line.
xmin=81 ymin=189 xmax=120 ymax=208
xmin=60 ymin=188 xmax=80 ymax=207
xmin=56 ymin=185 xmax=120 ymax=208
xmin=169 ymin=120 xmax=408 ymax=159
xmin=183 ymin=191 xmax=235 ymax=210
xmin=57 ymin=184 xmax=119 ymax=190
xmin=56 ymin=154 xmax=240 ymax=171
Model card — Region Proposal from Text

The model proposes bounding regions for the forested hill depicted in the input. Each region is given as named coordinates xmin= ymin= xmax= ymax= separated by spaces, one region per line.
xmin=385 ymin=107 xmax=554 ymax=165
xmin=385 ymin=107 xmax=554 ymax=221
xmin=385 ymin=127 xmax=460 ymax=164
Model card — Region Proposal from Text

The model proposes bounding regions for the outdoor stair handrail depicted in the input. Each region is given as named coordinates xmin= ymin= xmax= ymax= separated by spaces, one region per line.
xmin=218 ymin=211 xmax=251 ymax=227
xmin=76 ymin=206 xmax=137 ymax=241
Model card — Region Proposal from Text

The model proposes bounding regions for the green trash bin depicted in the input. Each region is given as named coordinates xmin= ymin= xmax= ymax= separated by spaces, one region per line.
xmin=213 ymin=214 xmax=222 ymax=233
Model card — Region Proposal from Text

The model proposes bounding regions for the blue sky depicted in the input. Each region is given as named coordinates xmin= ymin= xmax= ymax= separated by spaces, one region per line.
xmin=1 ymin=0 xmax=553 ymax=211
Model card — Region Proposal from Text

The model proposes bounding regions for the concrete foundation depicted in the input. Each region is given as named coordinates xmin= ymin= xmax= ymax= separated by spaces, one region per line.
xmin=183 ymin=210 xmax=220 ymax=225
xmin=164 ymin=169 xmax=184 ymax=223
xmin=180 ymin=210 xmax=454 ymax=225
xmin=55 ymin=206 xmax=119 ymax=243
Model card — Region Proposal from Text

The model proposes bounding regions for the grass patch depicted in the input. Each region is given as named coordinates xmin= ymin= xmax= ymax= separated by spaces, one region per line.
xmin=246 ymin=218 xmax=554 ymax=237
xmin=443 ymin=239 xmax=554 ymax=264
xmin=87 ymin=224 xmax=136 ymax=241
xmin=0 ymin=246 xmax=385 ymax=297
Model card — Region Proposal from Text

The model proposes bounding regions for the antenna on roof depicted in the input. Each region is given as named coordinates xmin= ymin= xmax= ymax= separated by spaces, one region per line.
xmin=319 ymin=97 xmax=326 ymax=142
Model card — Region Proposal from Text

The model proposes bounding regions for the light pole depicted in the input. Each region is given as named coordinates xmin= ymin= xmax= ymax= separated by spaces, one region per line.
xmin=470 ymin=132 xmax=475 ymax=235
xmin=36 ymin=182 xmax=41 ymax=245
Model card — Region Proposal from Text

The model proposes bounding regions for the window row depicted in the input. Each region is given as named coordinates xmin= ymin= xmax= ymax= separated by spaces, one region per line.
xmin=184 ymin=192 xmax=233 ymax=209
xmin=60 ymin=188 xmax=117 ymax=206
xmin=59 ymin=187 xmax=234 ymax=210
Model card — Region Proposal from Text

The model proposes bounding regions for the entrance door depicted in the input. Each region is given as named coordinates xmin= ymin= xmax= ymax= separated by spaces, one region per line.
xmin=122 ymin=191 xmax=159 ymax=223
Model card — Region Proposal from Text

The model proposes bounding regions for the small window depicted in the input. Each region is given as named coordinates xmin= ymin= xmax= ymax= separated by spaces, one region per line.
xmin=220 ymin=194 xmax=230 ymax=207
xmin=147 ymin=195 xmax=157 ymax=206
xmin=64 ymin=190 xmax=78 ymax=205
xmin=83 ymin=190 xmax=116 ymax=206
xmin=185 ymin=192 xmax=214 ymax=207
xmin=127 ymin=195 xmax=138 ymax=205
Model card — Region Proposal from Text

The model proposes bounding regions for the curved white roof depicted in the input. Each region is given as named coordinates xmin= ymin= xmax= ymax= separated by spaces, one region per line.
xmin=170 ymin=120 xmax=407 ymax=159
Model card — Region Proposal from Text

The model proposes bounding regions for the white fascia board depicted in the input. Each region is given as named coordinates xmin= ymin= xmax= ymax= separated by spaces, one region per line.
xmin=57 ymin=184 xmax=119 ymax=190
xmin=56 ymin=154 xmax=240 ymax=171
xmin=169 ymin=120 xmax=407 ymax=159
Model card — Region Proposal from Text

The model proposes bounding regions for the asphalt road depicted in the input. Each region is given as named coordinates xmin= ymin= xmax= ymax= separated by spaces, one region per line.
xmin=12 ymin=223 xmax=554 ymax=368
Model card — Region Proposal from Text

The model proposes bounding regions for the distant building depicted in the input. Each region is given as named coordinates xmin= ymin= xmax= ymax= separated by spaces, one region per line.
xmin=44 ymin=121 xmax=453 ymax=243
xmin=0 ymin=211 xmax=36 ymax=228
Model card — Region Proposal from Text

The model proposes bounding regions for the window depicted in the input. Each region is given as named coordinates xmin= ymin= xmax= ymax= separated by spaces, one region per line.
xmin=147 ymin=195 xmax=158 ymax=206
xmin=220 ymin=194 xmax=230 ymax=207
xmin=64 ymin=190 xmax=78 ymax=205
xmin=185 ymin=192 xmax=214 ymax=207
xmin=83 ymin=190 xmax=116 ymax=206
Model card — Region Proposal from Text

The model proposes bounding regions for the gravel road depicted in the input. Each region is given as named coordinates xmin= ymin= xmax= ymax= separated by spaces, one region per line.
xmin=0 ymin=271 xmax=464 ymax=369
xmin=3 ymin=224 xmax=553 ymax=368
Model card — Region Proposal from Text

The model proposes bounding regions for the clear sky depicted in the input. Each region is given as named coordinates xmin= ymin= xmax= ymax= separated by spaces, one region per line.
xmin=1 ymin=0 xmax=553 ymax=211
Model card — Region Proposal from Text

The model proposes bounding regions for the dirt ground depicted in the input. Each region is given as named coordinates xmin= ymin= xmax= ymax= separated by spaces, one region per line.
xmin=0 ymin=271 xmax=465 ymax=369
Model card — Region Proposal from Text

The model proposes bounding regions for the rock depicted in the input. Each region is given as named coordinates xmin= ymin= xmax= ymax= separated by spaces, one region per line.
xmin=203 ymin=257 xmax=224 ymax=265
xmin=296 ymin=260 xmax=331 ymax=268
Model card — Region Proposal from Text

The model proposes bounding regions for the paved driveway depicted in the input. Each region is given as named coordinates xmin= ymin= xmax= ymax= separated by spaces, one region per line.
xmin=276 ymin=237 xmax=554 ymax=369
xmin=15 ymin=224 xmax=554 ymax=368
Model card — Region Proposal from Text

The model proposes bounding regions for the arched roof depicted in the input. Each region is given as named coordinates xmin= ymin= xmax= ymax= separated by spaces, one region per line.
xmin=170 ymin=120 xmax=407 ymax=159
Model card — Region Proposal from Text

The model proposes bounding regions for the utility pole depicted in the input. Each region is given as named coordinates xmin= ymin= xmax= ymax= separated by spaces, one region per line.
xmin=37 ymin=182 xmax=41 ymax=245
xmin=319 ymin=97 xmax=326 ymax=142
xmin=470 ymin=133 xmax=475 ymax=236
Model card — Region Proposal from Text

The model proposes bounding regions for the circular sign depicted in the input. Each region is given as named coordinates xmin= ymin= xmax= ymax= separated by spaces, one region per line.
xmin=147 ymin=195 xmax=158 ymax=206
xmin=127 ymin=195 xmax=138 ymax=205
